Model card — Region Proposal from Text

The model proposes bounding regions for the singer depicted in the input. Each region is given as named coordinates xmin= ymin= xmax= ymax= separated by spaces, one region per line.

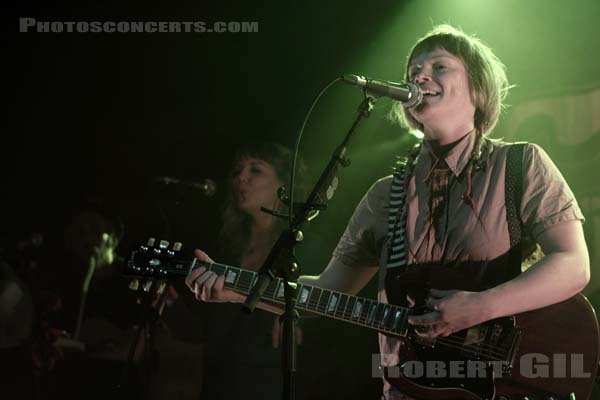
xmin=186 ymin=25 xmax=591 ymax=399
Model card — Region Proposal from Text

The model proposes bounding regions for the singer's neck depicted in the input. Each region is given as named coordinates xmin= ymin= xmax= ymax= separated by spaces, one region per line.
xmin=240 ymin=215 xmax=280 ymax=270
xmin=423 ymin=121 xmax=475 ymax=146
xmin=248 ymin=210 xmax=279 ymax=238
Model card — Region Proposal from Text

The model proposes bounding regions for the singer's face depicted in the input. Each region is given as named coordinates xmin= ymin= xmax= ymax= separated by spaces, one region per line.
xmin=232 ymin=157 xmax=282 ymax=215
xmin=406 ymin=48 xmax=475 ymax=133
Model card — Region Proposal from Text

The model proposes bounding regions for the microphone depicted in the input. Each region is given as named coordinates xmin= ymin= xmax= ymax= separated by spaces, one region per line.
xmin=342 ymin=75 xmax=423 ymax=108
xmin=154 ymin=176 xmax=217 ymax=196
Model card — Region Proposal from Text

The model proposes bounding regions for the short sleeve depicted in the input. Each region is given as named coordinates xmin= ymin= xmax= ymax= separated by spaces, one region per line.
xmin=520 ymin=143 xmax=585 ymax=239
xmin=332 ymin=177 xmax=392 ymax=268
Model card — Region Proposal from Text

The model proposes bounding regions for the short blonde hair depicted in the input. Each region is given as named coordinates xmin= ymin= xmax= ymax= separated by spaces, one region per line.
xmin=390 ymin=24 xmax=511 ymax=134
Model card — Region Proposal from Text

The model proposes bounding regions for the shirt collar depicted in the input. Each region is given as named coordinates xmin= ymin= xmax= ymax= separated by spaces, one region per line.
xmin=420 ymin=130 xmax=477 ymax=177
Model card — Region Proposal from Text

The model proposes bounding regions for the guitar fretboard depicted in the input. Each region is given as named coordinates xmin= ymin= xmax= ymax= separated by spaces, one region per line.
xmin=191 ymin=259 xmax=411 ymax=337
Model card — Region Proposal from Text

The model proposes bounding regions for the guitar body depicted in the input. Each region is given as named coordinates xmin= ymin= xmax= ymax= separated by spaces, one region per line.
xmin=496 ymin=294 xmax=599 ymax=399
xmin=383 ymin=264 xmax=600 ymax=400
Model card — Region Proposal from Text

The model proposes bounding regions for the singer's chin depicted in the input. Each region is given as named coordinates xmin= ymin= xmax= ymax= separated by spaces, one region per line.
xmin=235 ymin=196 xmax=248 ymax=209
xmin=408 ymin=103 xmax=425 ymax=117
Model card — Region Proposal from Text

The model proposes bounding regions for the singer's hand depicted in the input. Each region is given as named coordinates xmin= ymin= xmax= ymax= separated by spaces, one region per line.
xmin=185 ymin=250 xmax=245 ymax=303
xmin=408 ymin=289 xmax=487 ymax=338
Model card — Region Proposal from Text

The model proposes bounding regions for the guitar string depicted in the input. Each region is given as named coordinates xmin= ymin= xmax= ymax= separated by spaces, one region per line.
xmin=227 ymin=279 xmax=508 ymax=360
xmin=213 ymin=274 xmax=508 ymax=360
xmin=189 ymin=259 xmax=510 ymax=359
xmin=175 ymin=259 xmax=510 ymax=359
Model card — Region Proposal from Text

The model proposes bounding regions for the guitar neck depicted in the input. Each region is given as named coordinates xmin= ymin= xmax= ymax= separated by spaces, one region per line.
xmin=187 ymin=258 xmax=410 ymax=337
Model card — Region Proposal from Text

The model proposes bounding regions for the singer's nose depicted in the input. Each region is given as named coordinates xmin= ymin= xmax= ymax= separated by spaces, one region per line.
xmin=237 ymin=169 xmax=250 ymax=185
xmin=413 ymin=75 xmax=424 ymax=84
xmin=413 ymin=70 xmax=430 ymax=84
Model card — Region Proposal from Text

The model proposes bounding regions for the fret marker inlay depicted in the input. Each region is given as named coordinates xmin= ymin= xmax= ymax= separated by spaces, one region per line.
xmin=352 ymin=301 xmax=363 ymax=320
xmin=367 ymin=303 xmax=377 ymax=324
xmin=328 ymin=294 xmax=338 ymax=313
xmin=225 ymin=270 xmax=238 ymax=284
xmin=393 ymin=310 xmax=403 ymax=330
xmin=299 ymin=288 xmax=310 ymax=304
xmin=276 ymin=282 xmax=285 ymax=298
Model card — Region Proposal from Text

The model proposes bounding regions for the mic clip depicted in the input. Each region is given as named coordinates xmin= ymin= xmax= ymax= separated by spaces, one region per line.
xmin=260 ymin=186 xmax=326 ymax=220
xmin=336 ymin=153 xmax=351 ymax=167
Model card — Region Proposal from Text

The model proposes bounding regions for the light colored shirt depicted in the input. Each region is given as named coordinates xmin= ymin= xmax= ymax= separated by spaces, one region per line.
xmin=332 ymin=132 xmax=584 ymax=399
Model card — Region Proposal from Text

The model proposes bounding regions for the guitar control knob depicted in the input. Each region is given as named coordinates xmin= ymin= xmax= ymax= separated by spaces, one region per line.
xmin=173 ymin=242 xmax=182 ymax=251
xmin=159 ymin=240 xmax=169 ymax=249
xmin=147 ymin=237 xmax=156 ymax=246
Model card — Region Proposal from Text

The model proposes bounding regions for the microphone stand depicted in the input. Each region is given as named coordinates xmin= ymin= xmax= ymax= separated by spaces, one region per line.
xmin=243 ymin=94 xmax=376 ymax=400
xmin=119 ymin=281 xmax=166 ymax=398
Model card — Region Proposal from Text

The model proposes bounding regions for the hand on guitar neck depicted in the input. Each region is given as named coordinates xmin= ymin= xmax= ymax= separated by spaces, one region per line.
xmin=184 ymin=249 xmax=302 ymax=349
xmin=185 ymin=250 xmax=247 ymax=304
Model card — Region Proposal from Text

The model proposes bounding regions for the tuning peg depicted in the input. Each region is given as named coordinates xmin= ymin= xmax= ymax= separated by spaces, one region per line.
xmin=129 ymin=279 xmax=139 ymax=291
xmin=159 ymin=240 xmax=169 ymax=249
xmin=173 ymin=242 xmax=182 ymax=252
xmin=147 ymin=237 xmax=156 ymax=246
xmin=143 ymin=280 xmax=153 ymax=292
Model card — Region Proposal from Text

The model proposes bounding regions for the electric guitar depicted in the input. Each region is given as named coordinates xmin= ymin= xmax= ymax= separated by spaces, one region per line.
xmin=125 ymin=239 xmax=600 ymax=400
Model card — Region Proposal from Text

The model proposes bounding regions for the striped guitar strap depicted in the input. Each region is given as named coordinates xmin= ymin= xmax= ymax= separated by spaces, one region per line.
xmin=386 ymin=164 xmax=409 ymax=269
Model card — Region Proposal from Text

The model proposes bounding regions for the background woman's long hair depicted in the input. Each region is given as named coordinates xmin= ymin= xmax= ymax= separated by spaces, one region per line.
xmin=218 ymin=142 xmax=306 ymax=262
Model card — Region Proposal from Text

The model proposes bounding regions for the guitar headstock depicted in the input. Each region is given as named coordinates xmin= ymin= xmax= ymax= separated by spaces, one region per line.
xmin=125 ymin=238 xmax=189 ymax=282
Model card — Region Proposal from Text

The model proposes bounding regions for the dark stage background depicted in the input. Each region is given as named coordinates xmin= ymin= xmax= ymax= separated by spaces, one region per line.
xmin=6 ymin=1 xmax=420 ymax=259
xmin=3 ymin=3 xmax=600 ymax=398
xmin=6 ymin=0 xmax=600 ymax=267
